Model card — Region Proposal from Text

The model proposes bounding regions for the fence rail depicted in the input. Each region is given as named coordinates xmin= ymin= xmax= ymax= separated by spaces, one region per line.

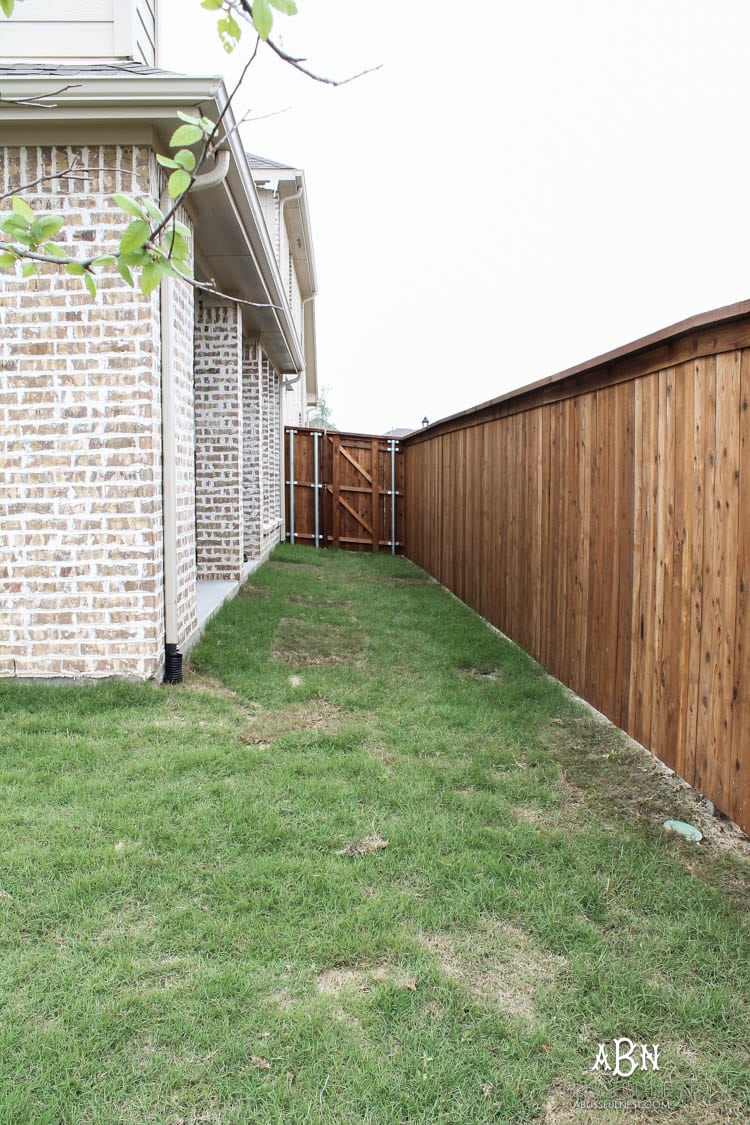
xmin=285 ymin=427 xmax=404 ymax=553
xmin=403 ymin=301 xmax=750 ymax=834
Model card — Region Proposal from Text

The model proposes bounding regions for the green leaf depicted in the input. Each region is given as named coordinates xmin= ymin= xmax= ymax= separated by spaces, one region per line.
xmin=0 ymin=215 xmax=29 ymax=237
xmin=169 ymin=123 xmax=204 ymax=147
xmin=168 ymin=169 xmax=192 ymax=199
xmin=0 ymin=251 xmax=17 ymax=268
xmin=163 ymin=230 xmax=190 ymax=261
xmin=21 ymin=261 xmax=37 ymax=278
xmin=200 ymin=0 xmax=223 ymax=8
xmin=173 ymin=149 xmax=196 ymax=172
xmin=119 ymin=219 xmax=151 ymax=255
xmin=252 ymin=0 xmax=273 ymax=39
xmin=11 ymin=196 xmax=34 ymax=225
xmin=43 ymin=242 xmax=68 ymax=259
xmin=172 ymin=259 xmax=194 ymax=281
xmin=177 ymin=111 xmax=202 ymax=125
xmin=84 ymin=272 xmax=97 ymax=298
xmin=119 ymin=249 xmax=149 ymax=267
xmin=142 ymin=198 xmax=164 ymax=224
xmin=118 ymin=261 xmax=135 ymax=287
xmin=0 ymin=0 xmax=15 ymax=17
xmin=32 ymin=215 xmax=65 ymax=240
xmin=141 ymin=260 xmax=164 ymax=296
xmin=65 ymin=262 xmax=85 ymax=276
xmin=113 ymin=194 xmax=146 ymax=218
xmin=91 ymin=255 xmax=116 ymax=267
xmin=218 ymin=13 xmax=242 ymax=51
xmin=269 ymin=0 xmax=297 ymax=14
xmin=156 ymin=153 xmax=180 ymax=170
xmin=174 ymin=220 xmax=192 ymax=240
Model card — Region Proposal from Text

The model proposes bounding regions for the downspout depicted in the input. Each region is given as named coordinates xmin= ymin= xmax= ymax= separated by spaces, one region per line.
xmin=161 ymin=151 xmax=231 ymax=684
xmin=282 ymin=294 xmax=315 ymax=390
xmin=279 ymin=181 xmax=306 ymax=396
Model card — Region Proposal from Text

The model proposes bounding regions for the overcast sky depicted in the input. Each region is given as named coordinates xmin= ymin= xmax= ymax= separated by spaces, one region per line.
xmin=163 ymin=0 xmax=750 ymax=434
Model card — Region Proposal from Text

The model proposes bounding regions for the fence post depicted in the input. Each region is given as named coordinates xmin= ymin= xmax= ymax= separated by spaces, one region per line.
xmin=313 ymin=430 xmax=320 ymax=549
xmin=288 ymin=429 xmax=295 ymax=544
xmin=390 ymin=439 xmax=397 ymax=555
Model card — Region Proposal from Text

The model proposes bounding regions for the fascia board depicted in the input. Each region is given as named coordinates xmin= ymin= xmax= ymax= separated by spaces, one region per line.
xmin=0 ymin=74 xmax=223 ymax=113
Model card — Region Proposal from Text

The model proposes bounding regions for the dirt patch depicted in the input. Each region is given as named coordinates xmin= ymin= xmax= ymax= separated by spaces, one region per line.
xmin=420 ymin=916 xmax=567 ymax=1023
xmin=267 ymin=561 xmax=325 ymax=579
xmin=238 ymin=581 xmax=269 ymax=600
xmin=316 ymin=960 xmax=416 ymax=996
xmin=286 ymin=594 xmax=352 ymax=609
xmin=272 ymin=617 xmax=365 ymax=667
xmin=241 ymin=701 xmax=342 ymax=746
xmin=336 ymin=833 xmax=389 ymax=857
xmin=458 ymin=667 xmax=504 ymax=682
xmin=513 ymin=804 xmax=584 ymax=834
xmin=180 ymin=671 xmax=239 ymax=700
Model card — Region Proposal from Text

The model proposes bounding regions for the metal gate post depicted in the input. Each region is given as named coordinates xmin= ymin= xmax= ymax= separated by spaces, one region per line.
xmin=313 ymin=430 xmax=320 ymax=549
xmin=289 ymin=429 xmax=295 ymax=544
xmin=390 ymin=440 xmax=397 ymax=555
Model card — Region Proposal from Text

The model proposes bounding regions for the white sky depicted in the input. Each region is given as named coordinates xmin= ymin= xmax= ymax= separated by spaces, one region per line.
xmin=163 ymin=0 xmax=750 ymax=434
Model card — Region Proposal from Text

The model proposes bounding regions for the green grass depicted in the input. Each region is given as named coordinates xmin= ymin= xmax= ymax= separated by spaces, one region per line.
xmin=1 ymin=545 xmax=748 ymax=1124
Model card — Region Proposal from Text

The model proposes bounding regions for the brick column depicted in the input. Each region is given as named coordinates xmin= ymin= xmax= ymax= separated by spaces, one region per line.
xmin=0 ymin=144 xmax=165 ymax=680
xmin=193 ymin=299 xmax=244 ymax=581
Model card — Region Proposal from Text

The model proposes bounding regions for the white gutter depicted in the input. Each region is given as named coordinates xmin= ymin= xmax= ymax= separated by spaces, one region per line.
xmin=158 ymin=147 xmax=231 ymax=678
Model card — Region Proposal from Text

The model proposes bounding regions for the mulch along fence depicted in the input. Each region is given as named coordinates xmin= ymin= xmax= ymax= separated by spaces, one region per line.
xmin=402 ymin=301 xmax=750 ymax=834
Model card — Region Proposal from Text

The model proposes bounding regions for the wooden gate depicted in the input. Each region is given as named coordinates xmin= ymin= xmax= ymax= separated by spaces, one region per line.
xmin=285 ymin=427 xmax=404 ymax=552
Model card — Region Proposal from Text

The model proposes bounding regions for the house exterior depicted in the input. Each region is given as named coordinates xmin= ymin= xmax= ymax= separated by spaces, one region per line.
xmin=0 ymin=0 xmax=318 ymax=681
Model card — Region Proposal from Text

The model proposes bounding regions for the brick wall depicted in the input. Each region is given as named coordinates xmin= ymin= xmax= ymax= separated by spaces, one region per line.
xmin=0 ymin=145 xmax=167 ymax=679
xmin=193 ymin=299 xmax=244 ymax=581
xmin=243 ymin=341 xmax=282 ymax=559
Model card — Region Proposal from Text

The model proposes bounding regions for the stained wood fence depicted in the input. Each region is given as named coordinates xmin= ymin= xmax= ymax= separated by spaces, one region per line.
xmin=403 ymin=302 xmax=750 ymax=834
xmin=285 ymin=427 xmax=404 ymax=553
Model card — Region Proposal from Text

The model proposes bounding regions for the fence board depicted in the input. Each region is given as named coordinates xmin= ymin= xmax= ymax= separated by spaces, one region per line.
xmin=402 ymin=311 xmax=750 ymax=833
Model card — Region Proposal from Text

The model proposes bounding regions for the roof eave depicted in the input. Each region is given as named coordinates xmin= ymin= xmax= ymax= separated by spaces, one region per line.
xmin=0 ymin=71 xmax=306 ymax=374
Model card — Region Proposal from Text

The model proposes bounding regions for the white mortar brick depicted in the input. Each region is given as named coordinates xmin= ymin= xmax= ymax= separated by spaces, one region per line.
xmin=0 ymin=145 xmax=167 ymax=680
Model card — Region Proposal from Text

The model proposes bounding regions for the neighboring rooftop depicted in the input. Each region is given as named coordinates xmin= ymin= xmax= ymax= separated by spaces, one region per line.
xmin=246 ymin=152 xmax=297 ymax=173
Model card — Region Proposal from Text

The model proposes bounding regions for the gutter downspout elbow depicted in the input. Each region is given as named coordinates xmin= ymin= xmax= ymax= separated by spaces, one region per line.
xmin=190 ymin=149 xmax=231 ymax=194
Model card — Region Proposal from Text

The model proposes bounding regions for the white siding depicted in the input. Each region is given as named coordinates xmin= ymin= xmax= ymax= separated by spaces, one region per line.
xmin=1 ymin=0 xmax=157 ymax=65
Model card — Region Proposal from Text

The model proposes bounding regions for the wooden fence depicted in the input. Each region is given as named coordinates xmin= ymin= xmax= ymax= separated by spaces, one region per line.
xmin=285 ymin=427 xmax=404 ymax=552
xmin=403 ymin=301 xmax=750 ymax=834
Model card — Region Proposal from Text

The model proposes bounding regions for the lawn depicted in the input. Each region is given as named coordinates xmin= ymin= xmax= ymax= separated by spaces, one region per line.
xmin=0 ymin=545 xmax=748 ymax=1124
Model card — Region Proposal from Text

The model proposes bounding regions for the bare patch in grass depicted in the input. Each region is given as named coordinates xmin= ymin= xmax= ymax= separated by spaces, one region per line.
xmin=286 ymin=594 xmax=352 ymax=610
xmin=316 ymin=960 xmax=416 ymax=995
xmin=238 ymin=581 xmax=269 ymax=600
xmin=513 ymin=804 xmax=584 ymax=834
xmin=272 ymin=617 xmax=365 ymax=667
xmin=420 ymin=916 xmax=567 ymax=1022
xmin=241 ymin=701 xmax=342 ymax=746
xmin=336 ymin=832 xmax=389 ymax=857
xmin=268 ymin=560 xmax=325 ymax=579
xmin=458 ymin=667 xmax=504 ymax=682
xmin=181 ymin=671 xmax=239 ymax=700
